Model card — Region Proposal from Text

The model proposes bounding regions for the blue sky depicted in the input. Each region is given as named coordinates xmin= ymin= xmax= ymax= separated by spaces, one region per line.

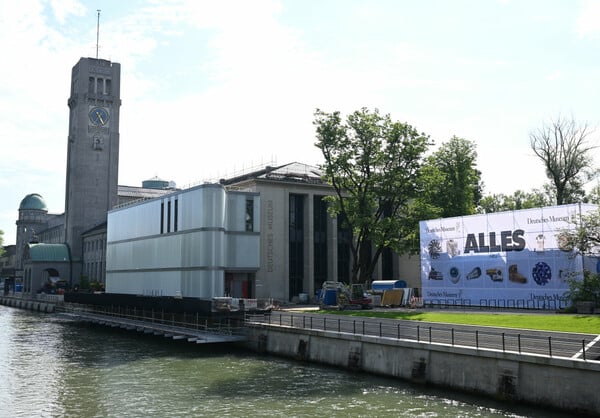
xmin=1 ymin=0 xmax=599 ymax=245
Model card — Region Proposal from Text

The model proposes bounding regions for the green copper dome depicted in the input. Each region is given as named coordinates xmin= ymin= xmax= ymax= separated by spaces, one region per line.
xmin=19 ymin=193 xmax=48 ymax=211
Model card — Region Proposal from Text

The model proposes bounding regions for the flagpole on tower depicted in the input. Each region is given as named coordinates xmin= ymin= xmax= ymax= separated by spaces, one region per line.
xmin=96 ymin=9 xmax=101 ymax=59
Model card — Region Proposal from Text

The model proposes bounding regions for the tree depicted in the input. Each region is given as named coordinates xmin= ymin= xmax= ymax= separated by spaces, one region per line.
xmin=477 ymin=189 xmax=551 ymax=213
xmin=585 ymin=184 xmax=600 ymax=205
xmin=556 ymin=206 xmax=600 ymax=257
xmin=314 ymin=108 xmax=430 ymax=284
xmin=556 ymin=206 xmax=600 ymax=308
xmin=0 ymin=230 xmax=4 ymax=257
xmin=529 ymin=115 xmax=598 ymax=205
xmin=418 ymin=136 xmax=482 ymax=218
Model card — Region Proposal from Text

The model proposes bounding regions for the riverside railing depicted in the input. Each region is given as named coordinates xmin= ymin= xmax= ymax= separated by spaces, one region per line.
xmin=56 ymin=304 xmax=245 ymax=336
xmin=246 ymin=312 xmax=599 ymax=362
xmin=422 ymin=298 xmax=569 ymax=310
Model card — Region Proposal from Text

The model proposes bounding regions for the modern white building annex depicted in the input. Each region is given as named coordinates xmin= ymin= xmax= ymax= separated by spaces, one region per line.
xmin=106 ymin=183 xmax=260 ymax=299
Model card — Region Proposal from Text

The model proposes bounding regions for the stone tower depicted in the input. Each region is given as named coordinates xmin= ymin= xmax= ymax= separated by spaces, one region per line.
xmin=15 ymin=193 xmax=48 ymax=271
xmin=64 ymin=58 xmax=121 ymax=281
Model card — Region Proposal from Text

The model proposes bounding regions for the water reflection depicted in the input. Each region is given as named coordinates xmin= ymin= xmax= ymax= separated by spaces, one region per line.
xmin=0 ymin=306 xmax=572 ymax=417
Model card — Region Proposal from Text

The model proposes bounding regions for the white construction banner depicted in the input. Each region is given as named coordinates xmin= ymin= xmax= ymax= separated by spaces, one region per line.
xmin=419 ymin=204 xmax=598 ymax=309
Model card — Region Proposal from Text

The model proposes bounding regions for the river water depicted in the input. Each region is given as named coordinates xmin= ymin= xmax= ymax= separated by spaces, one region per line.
xmin=0 ymin=306 xmax=571 ymax=417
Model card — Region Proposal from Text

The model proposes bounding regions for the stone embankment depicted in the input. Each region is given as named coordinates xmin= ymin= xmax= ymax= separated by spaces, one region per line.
xmin=244 ymin=312 xmax=600 ymax=417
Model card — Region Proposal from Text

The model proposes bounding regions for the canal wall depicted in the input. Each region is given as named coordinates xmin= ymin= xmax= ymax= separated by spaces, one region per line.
xmin=245 ymin=324 xmax=600 ymax=416
xmin=0 ymin=295 xmax=59 ymax=313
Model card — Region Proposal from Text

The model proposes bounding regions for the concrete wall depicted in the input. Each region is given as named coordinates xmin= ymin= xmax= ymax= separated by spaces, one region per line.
xmin=245 ymin=325 xmax=600 ymax=416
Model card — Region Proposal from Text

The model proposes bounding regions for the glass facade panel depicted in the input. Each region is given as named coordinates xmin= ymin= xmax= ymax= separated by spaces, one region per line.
xmin=289 ymin=194 xmax=304 ymax=300
xmin=245 ymin=199 xmax=254 ymax=232
xmin=313 ymin=195 xmax=328 ymax=291
xmin=382 ymin=247 xmax=393 ymax=279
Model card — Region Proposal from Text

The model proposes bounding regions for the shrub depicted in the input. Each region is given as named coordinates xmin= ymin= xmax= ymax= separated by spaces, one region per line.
xmin=565 ymin=271 xmax=600 ymax=308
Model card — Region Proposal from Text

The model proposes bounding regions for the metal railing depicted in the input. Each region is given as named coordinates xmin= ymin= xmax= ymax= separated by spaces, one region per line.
xmin=56 ymin=303 xmax=245 ymax=336
xmin=422 ymin=298 xmax=570 ymax=310
xmin=246 ymin=312 xmax=599 ymax=362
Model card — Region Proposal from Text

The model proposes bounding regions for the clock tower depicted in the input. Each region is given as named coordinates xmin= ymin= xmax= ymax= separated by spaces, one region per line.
xmin=65 ymin=57 xmax=121 ymax=281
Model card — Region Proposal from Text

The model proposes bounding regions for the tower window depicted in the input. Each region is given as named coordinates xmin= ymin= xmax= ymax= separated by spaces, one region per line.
xmin=96 ymin=78 xmax=103 ymax=95
xmin=105 ymin=79 xmax=111 ymax=95
xmin=88 ymin=77 xmax=95 ymax=94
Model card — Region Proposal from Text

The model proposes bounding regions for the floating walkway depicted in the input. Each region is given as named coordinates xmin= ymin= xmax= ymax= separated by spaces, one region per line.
xmin=1 ymin=295 xmax=59 ymax=313
xmin=56 ymin=311 xmax=247 ymax=344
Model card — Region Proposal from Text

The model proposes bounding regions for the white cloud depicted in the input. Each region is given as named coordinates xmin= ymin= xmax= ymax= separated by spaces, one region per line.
xmin=49 ymin=0 xmax=87 ymax=25
xmin=545 ymin=71 xmax=562 ymax=81
xmin=2 ymin=0 xmax=600 ymax=245
xmin=575 ymin=0 xmax=600 ymax=37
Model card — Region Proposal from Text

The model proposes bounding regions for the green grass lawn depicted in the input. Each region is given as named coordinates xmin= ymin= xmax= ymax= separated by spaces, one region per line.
xmin=318 ymin=310 xmax=600 ymax=334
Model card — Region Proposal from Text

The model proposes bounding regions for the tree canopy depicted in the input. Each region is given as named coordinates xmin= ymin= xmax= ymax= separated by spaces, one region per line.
xmin=530 ymin=115 xmax=598 ymax=205
xmin=418 ymin=136 xmax=482 ymax=218
xmin=556 ymin=206 xmax=600 ymax=257
xmin=477 ymin=189 xmax=552 ymax=213
xmin=556 ymin=206 xmax=600 ymax=309
xmin=314 ymin=108 xmax=430 ymax=283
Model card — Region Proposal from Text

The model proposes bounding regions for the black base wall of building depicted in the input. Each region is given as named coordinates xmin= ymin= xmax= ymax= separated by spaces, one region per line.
xmin=64 ymin=292 xmax=239 ymax=318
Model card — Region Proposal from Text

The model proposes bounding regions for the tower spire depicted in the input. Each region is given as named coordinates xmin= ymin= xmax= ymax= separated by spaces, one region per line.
xmin=96 ymin=9 xmax=101 ymax=59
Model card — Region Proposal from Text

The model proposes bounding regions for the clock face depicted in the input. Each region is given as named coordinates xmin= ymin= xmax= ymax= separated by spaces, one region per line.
xmin=89 ymin=107 xmax=109 ymax=126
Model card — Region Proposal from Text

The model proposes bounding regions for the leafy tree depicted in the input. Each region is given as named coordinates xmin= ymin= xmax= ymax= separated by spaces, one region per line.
xmin=529 ymin=115 xmax=598 ymax=205
xmin=0 ymin=230 xmax=4 ymax=257
xmin=556 ymin=206 xmax=600 ymax=257
xmin=477 ymin=194 xmax=507 ymax=213
xmin=314 ymin=108 xmax=430 ymax=283
xmin=419 ymin=136 xmax=482 ymax=217
xmin=477 ymin=189 xmax=552 ymax=213
xmin=585 ymin=184 xmax=600 ymax=204
xmin=510 ymin=188 xmax=552 ymax=209
xmin=565 ymin=271 xmax=600 ymax=309
xmin=557 ymin=206 xmax=600 ymax=308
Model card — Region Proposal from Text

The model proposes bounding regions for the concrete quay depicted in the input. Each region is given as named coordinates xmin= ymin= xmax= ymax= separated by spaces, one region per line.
xmin=244 ymin=312 xmax=600 ymax=416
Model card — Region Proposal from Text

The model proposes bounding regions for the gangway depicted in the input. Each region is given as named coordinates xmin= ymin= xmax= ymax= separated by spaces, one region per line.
xmin=56 ymin=310 xmax=247 ymax=344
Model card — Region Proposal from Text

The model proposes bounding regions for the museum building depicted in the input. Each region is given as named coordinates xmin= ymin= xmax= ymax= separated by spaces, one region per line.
xmin=7 ymin=56 xmax=419 ymax=301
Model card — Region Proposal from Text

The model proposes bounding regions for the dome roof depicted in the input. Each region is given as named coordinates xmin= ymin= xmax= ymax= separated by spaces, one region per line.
xmin=25 ymin=243 xmax=69 ymax=262
xmin=19 ymin=193 xmax=48 ymax=211
xmin=142 ymin=176 xmax=171 ymax=190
